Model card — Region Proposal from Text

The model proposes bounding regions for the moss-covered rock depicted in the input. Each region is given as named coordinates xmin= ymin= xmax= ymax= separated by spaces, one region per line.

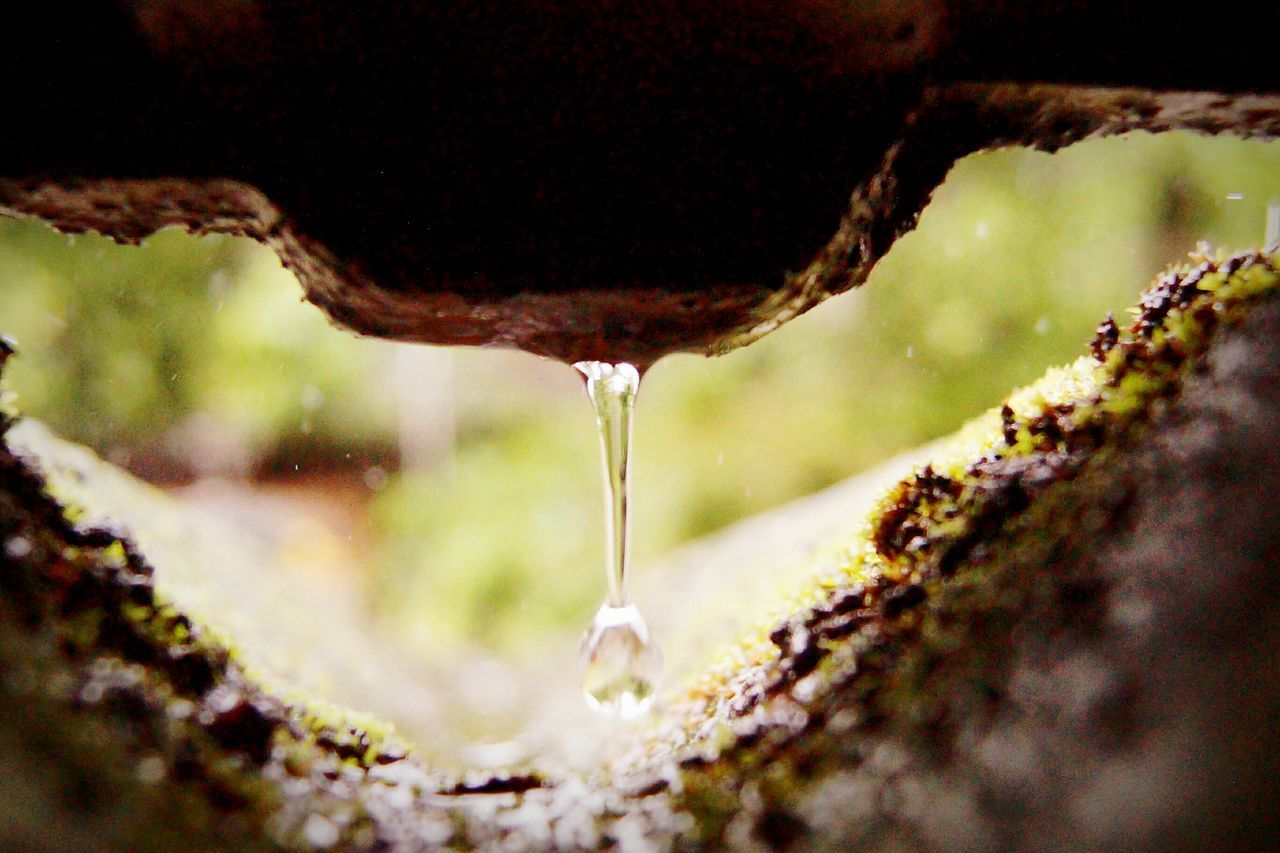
xmin=666 ymin=248 xmax=1280 ymax=848
xmin=3 ymin=248 xmax=1280 ymax=849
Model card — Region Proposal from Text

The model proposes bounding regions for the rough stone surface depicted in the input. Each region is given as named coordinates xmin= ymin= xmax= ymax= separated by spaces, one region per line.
xmin=3 ymin=251 xmax=1280 ymax=848
xmin=666 ymin=251 xmax=1280 ymax=850
xmin=4 ymin=4 xmax=1280 ymax=363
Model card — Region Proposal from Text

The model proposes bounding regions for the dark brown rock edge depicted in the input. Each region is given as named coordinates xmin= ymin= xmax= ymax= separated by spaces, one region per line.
xmin=4 ymin=86 xmax=1279 ymax=366
xmin=5 ymin=85 xmax=1280 ymax=368
xmin=4 ymin=1 xmax=1280 ymax=364
xmin=2 ymin=251 xmax=1280 ymax=849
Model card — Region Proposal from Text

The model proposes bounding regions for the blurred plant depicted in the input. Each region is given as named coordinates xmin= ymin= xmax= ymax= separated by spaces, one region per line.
xmin=0 ymin=224 xmax=399 ymax=479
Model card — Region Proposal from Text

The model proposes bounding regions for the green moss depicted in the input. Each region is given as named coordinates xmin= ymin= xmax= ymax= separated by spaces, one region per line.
xmin=0 ymin=401 xmax=448 ymax=845
xmin=3 ymin=245 xmax=1277 ymax=848
xmin=664 ymin=248 xmax=1280 ymax=836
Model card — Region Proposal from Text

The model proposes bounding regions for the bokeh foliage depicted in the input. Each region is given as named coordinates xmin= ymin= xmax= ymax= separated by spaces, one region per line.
xmin=1 ymin=132 xmax=1277 ymax=659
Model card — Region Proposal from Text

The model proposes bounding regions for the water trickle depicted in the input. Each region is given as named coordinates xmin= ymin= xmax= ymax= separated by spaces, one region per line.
xmin=574 ymin=361 xmax=663 ymax=719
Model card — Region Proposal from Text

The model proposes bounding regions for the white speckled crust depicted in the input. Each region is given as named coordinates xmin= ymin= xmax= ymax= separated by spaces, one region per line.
xmin=2 ymin=269 xmax=1280 ymax=850
xmin=706 ymin=296 xmax=1280 ymax=851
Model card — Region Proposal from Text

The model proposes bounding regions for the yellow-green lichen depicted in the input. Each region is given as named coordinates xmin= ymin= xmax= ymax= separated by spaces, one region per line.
xmin=666 ymin=247 xmax=1280 ymax=758
xmin=4 ymin=244 xmax=1278 ymax=849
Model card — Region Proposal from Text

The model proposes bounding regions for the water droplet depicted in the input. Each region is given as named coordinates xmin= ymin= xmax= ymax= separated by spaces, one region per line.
xmin=301 ymin=384 xmax=325 ymax=411
xmin=363 ymin=466 xmax=388 ymax=491
xmin=580 ymin=603 xmax=663 ymax=720
xmin=575 ymin=361 xmax=663 ymax=717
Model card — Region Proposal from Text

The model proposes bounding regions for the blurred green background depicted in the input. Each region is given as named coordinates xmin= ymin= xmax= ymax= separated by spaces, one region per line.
xmin=1 ymin=132 xmax=1278 ymax=663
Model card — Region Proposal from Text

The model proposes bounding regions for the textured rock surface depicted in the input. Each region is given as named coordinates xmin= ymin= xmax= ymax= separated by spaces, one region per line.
xmin=669 ymin=251 xmax=1280 ymax=850
xmin=3 ymin=3 xmax=1280 ymax=363
xmin=3 ymin=249 xmax=1280 ymax=848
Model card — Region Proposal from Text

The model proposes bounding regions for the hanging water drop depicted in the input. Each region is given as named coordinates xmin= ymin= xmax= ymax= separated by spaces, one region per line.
xmin=575 ymin=361 xmax=663 ymax=719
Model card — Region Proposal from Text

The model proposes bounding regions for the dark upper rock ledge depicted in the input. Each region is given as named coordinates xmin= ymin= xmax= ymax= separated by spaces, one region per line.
xmin=4 ymin=3 xmax=1280 ymax=364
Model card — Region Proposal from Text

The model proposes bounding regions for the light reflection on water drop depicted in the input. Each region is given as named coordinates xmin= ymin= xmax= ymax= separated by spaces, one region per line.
xmin=580 ymin=603 xmax=663 ymax=720
xmin=574 ymin=361 xmax=663 ymax=718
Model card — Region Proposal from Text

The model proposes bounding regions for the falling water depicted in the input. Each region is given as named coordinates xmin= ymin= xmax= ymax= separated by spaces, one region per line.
xmin=574 ymin=361 xmax=663 ymax=719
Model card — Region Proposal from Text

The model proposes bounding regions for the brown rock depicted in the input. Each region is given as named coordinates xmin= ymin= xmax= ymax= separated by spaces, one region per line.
xmin=3 ymin=2 xmax=1280 ymax=364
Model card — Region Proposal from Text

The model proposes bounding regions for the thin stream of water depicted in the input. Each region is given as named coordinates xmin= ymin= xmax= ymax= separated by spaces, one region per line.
xmin=566 ymin=201 xmax=1280 ymax=720
xmin=574 ymin=361 xmax=663 ymax=719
